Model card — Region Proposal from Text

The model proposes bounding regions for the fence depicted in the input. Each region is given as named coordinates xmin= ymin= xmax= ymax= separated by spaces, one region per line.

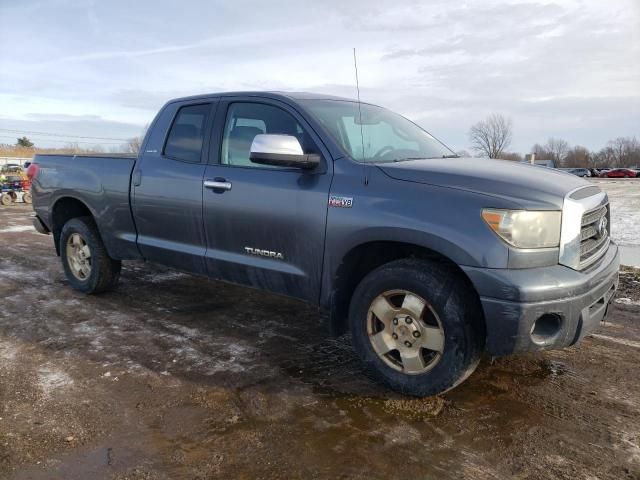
xmin=0 ymin=157 xmax=32 ymax=167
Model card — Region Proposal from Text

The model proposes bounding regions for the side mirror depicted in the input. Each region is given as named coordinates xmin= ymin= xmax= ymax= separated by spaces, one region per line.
xmin=250 ymin=134 xmax=320 ymax=169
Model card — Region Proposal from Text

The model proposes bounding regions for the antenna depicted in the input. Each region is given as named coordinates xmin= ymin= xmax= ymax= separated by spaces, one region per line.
xmin=353 ymin=48 xmax=368 ymax=185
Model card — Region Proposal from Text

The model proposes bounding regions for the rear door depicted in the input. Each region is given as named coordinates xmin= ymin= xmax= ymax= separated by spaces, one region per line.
xmin=132 ymin=99 xmax=217 ymax=274
xmin=202 ymin=97 xmax=333 ymax=303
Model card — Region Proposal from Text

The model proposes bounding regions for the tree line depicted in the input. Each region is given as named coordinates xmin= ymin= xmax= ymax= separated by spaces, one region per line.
xmin=2 ymin=134 xmax=143 ymax=157
xmin=467 ymin=113 xmax=640 ymax=168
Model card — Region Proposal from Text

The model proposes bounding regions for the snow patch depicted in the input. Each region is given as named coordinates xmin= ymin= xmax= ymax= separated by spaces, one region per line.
xmin=591 ymin=334 xmax=640 ymax=350
xmin=615 ymin=297 xmax=640 ymax=306
xmin=37 ymin=366 xmax=74 ymax=395
xmin=0 ymin=224 xmax=34 ymax=233
xmin=595 ymin=181 xmax=640 ymax=247
xmin=0 ymin=264 xmax=49 ymax=281
xmin=0 ymin=340 xmax=19 ymax=363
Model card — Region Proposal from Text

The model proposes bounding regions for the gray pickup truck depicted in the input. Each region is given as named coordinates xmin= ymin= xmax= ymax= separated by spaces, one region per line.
xmin=29 ymin=92 xmax=619 ymax=396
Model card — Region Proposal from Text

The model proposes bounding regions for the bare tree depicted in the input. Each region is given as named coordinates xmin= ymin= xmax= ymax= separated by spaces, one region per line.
xmin=497 ymin=151 xmax=522 ymax=162
xmin=592 ymin=146 xmax=616 ymax=168
xmin=123 ymin=124 xmax=149 ymax=155
xmin=563 ymin=146 xmax=591 ymax=168
xmin=545 ymin=138 xmax=570 ymax=165
xmin=125 ymin=136 xmax=142 ymax=154
xmin=607 ymin=136 xmax=640 ymax=167
xmin=469 ymin=113 xmax=513 ymax=159
xmin=531 ymin=143 xmax=552 ymax=159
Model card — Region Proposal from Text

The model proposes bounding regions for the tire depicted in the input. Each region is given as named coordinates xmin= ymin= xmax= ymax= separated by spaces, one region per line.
xmin=349 ymin=258 xmax=484 ymax=396
xmin=22 ymin=191 xmax=32 ymax=204
xmin=59 ymin=217 xmax=121 ymax=294
xmin=0 ymin=193 xmax=11 ymax=206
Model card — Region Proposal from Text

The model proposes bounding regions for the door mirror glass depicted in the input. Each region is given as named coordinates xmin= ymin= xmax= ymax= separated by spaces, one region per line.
xmin=250 ymin=134 xmax=320 ymax=169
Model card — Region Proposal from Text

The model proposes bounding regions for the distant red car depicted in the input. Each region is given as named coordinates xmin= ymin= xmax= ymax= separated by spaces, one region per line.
xmin=601 ymin=168 xmax=637 ymax=178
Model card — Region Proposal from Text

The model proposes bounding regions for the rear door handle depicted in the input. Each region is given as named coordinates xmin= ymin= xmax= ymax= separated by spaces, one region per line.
xmin=204 ymin=178 xmax=232 ymax=191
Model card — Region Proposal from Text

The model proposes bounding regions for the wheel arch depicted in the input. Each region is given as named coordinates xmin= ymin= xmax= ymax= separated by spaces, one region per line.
xmin=326 ymin=240 xmax=485 ymax=338
xmin=51 ymin=196 xmax=95 ymax=256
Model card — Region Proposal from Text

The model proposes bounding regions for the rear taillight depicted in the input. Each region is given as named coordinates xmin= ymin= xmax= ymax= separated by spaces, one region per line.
xmin=26 ymin=163 xmax=39 ymax=180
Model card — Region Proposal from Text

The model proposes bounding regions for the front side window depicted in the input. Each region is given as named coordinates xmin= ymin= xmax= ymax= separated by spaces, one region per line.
xmin=164 ymin=103 xmax=210 ymax=163
xmin=301 ymin=99 xmax=455 ymax=163
xmin=221 ymin=102 xmax=314 ymax=168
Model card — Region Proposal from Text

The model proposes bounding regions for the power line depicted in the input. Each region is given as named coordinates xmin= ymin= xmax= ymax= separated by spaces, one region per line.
xmin=0 ymin=135 xmax=125 ymax=145
xmin=0 ymin=128 xmax=130 ymax=141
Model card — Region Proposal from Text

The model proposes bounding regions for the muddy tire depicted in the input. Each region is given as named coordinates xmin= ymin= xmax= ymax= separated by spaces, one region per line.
xmin=0 ymin=193 xmax=11 ymax=206
xmin=22 ymin=192 xmax=32 ymax=204
xmin=349 ymin=258 xmax=484 ymax=396
xmin=60 ymin=216 xmax=121 ymax=294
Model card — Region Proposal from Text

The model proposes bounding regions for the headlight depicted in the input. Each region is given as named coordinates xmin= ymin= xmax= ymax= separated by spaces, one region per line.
xmin=482 ymin=209 xmax=561 ymax=249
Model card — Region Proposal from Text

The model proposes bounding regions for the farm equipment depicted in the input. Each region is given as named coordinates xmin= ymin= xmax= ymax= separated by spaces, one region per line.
xmin=0 ymin=173 xmax=32 ymax=206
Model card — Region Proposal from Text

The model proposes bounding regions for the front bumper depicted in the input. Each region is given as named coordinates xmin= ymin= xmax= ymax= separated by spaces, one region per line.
xmin=462 ymin=242 xmax=620 ymax=355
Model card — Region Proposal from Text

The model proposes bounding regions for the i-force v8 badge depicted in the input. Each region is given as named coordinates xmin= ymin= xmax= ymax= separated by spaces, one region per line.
xmin=328 ymin=196 xmax=353 ymax=208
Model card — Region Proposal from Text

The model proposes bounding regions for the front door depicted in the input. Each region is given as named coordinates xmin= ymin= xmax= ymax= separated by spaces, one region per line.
xmin=202 ymin=98 xmax=333 ymax=302
xmin=132 ymin=100 xmax=216 ymax=274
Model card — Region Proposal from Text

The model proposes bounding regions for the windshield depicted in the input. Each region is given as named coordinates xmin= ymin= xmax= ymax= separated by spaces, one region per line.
xmin=300 ymin=99 xmax=455 ymax=163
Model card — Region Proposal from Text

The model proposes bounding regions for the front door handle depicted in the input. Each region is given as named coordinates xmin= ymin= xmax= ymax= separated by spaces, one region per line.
xmin=204 ymin=178 xmax=232 ymax=191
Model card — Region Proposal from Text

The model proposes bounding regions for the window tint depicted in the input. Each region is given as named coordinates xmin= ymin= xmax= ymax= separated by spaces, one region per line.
xmin=221 ymin=102 xmax=314 ymax=168
xmin=164 ymin=104 xmax=210 ymax=163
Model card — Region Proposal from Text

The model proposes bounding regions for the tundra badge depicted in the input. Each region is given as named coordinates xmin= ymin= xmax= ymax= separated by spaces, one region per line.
xmin=244 ymin=247 xmax=284 ymax=260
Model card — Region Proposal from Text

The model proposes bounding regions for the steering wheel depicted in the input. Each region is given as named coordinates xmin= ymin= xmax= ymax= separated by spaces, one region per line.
xmin=372 ymin=145 xmax=395 ymax=160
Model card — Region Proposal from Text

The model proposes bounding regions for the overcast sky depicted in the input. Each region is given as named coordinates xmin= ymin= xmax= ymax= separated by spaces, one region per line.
xmin=1 ymin=0 xmax=638 ymax=153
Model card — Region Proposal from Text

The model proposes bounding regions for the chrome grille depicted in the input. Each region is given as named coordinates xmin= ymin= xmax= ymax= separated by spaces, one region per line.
xmin=579 ymin=202 xmax=609 ymax=269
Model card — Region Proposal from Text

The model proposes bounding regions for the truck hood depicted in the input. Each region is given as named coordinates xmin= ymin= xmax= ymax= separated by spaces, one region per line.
xmin=377 ymin=157 xmax=589 ymax=209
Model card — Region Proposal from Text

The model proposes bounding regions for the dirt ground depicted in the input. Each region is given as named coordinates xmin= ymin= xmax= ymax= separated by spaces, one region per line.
xmin=1 ymin=203 xmax=639 ymax=480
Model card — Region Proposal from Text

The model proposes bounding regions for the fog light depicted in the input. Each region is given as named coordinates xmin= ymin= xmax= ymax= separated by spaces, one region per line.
xmin=530 ymin=314 xmax=562 ymax=344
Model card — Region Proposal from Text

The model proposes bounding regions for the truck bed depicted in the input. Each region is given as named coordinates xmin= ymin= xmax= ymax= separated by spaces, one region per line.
xmin=31 ymin=153 xmax=141 ymax=260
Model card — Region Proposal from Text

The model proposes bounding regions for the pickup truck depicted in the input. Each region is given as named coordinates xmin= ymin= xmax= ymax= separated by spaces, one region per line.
xmin=29 ymin=92 xmax=620 ymax=396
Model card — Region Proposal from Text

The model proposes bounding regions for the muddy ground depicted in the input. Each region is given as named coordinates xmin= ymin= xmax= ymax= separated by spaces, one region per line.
xmin=0 ymin=203 xmax=639 ymax=480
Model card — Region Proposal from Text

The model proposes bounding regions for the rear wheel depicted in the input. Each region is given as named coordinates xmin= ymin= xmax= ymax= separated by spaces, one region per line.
xmin=60 ymin=217 xmax=121 ymax=293
xmin=22 ymin=191 xmax=32 ymax=204
xmin=0 ymin=193 xmax=11 ymax=206
xmin=349 ymin=258 xmax=484 ymax=396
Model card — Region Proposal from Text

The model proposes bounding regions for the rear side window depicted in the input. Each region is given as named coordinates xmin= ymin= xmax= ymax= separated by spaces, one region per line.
xmin=164 ymin=104 xmax=210 ymax=163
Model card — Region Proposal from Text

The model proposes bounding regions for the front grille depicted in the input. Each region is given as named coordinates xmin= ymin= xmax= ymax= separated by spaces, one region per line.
xmin=579 ymin=202 xmax=610 ymax=269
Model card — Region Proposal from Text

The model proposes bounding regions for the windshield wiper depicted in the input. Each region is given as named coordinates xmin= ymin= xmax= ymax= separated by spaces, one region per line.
xmin=393 ymin=154 xmax=459 ymax=162
xmin=392 ymin=157 xmax=428 ymax=162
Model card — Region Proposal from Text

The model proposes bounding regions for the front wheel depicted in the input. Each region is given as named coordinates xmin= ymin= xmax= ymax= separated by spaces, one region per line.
xmin=60 ymin=217 xmax=121 ymax=294
xmin=349 ymin=259 xmax=484 ymax=396
xmin=22 ymin=191 xmax=32 ymax=204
